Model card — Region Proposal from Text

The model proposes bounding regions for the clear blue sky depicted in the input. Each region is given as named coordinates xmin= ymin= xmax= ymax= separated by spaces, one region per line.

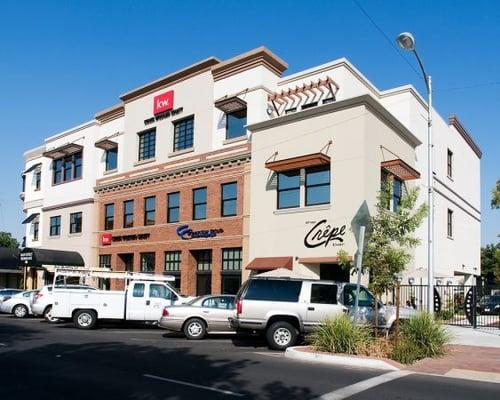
xmin=0 ymin=0 xmax=498 ymax=245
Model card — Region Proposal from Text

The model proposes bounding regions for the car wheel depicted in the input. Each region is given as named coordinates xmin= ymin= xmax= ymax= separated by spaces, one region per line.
xmin=183 ymin=318 xmax=207 ymax=340
xmin=43 ymin=306 xmax=60 ymax=323
xmin=13 ymin=304 xmax=28 ymax=318
xmin=73 ymin=310 xmax=97 ymax=329
xmin=266 ymin=321 xmax=298 ymax=351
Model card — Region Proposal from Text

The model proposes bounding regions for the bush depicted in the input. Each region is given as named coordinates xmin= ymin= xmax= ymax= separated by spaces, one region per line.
xmin=309 ymin=314 xmax=372 ymax=355
xmin=398 ymin=312 xmax=450 ymax=360
xmin=391 ymin=339 xmax=423 ymax=364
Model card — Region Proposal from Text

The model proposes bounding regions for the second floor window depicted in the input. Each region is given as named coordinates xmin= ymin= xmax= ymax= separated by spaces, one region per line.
xmin=32 ymin=222 xmax=39 ymax=241
xmin=99 ymin=254 xmax=111 ymax=269
xmin=277 ymin=170 xmax=300 ymax=209
xmin=35 ymin=170 xmax=41 ymax=190
xmin=165 ymin=251 xmax=181 ymax=272
xmin=221 ymin=182 xmax=237 ymax=217
xmin=53 ymin=151 xmax=82 ymax=184
xmin=138 ymin=130 xmax=156 ymax=161
xmin=140 ymin=252 xmax=155 ymax=273
xmin=381 ymin=170 xmax=403 ymax=213
xmin=305 ymin=166 xmax=330 ymax=206
xmin=447 ymin=209 xmax=453 ymax=238
xmin=123 ymin=200 xmax=134 ymax=228
xmin=167 ymin=192 xmax=180 ymax=223
xmin=447 ymin=149 xmax=453 ymax=178
xmin=104 ymin=203 xmax=114 ymax=230
xmin=50 ymin=216 xmax=61 ymax=237
xmin=70 ymin=212 xmax=82 ymax=234
xmin=173 ymin=116 xmax=194 ymax=151
xmin=144 ymin=196 xmax=156 ymax=225
xmin=193 ymin=187 xmax=207 ymax=220
xmin=226 ymin=109 xmax=247 ymax=139
xmin=106 ymin=148 xmax=118 ymax=171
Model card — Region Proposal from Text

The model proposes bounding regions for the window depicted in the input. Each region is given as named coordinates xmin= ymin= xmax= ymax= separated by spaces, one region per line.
xmin=245 ymin=279 xmax=302 ymax=302
xmin=193 ymin=187 xmax=207 ymax=220
xmin=35 ymin=170 xmax=41 ymax=190
xmin=138 ymin=129 xmax=156 ymax=161
xmin=226 ymin=109 xmax=247 ymax=139
xmin=343 ymin=285 xmax=374 ymax=307
xmin=140 ymin=252 xmax=155 ymax=273
xmin=392 ymin=177 xmax=402 ymax=212
xmin=305 ymin=166 xmax=330 ymax=206
xmin=310 ymin=284 xmax=338 ymax=304
xmin=447 ymin=149 xmax=453 ymax=178
xmin=173 ymin=116 xmax=194 ymax=151
xmin=221 ymin=182 xmax=237 ymax=217
xmin=122 ymin=200 xmax=134 ymax=228
xmin=221 ymin=248 xmax=242 ymax=295
xmin=165 ymin=251 xmax=181 ymax=290
xmin=49 ymin=216 xmax=61 ymax=237
xmin=149 ymin=284 xmax=172 ymax=300
xmin=202 ymin=296 xmax=235 ymax=310
xmin=69 ymin=212 xmax=82 ymax=234
xmin=22 ymin=175 xmax=26 ymax=192
xmin=133 ymin=283 xmax=145 ymax=297
xmin=195 ymin=250 xmax=212 ymax=296
xmin=380 ymin=171 xmax=403 ymax=212
xmin=105 ymin=147 xmax=118 ymax=171
xmin=167 ymin=192 xmax=180 ymax=223
xmin=32 ymin=222 xmax=39 ymax=241
xmin=195 ymin=250 xmax=212 ymax=272
xmin=144 ymin=196 xmax=156 ymax=226
xmin=277 ymin=170 xmax=300 ymax=209
xmin=52 ymin=152 xmax=82 ymax=184
xmin=104 ymin=203 xmax=114 ymax=230
xmin=99 ymin=255 xmax=111 ymax=269
xmin=447 ymin=209 xmax=453 ymax=238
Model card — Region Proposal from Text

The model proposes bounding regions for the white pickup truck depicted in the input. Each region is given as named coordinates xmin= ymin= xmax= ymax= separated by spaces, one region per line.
xmin=52 ymin=268 xmax=193 ymax=329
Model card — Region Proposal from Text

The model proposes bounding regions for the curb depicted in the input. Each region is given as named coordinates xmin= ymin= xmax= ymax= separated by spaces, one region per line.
xmin=285 ymin=346 xmax=399 ymax=371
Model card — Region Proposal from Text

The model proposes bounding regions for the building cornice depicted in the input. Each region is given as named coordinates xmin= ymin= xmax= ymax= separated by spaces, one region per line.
xmin=120 ymin=57 xmax=220 ymax=103
xmin=247 ymin=94 xmax=422 ymax=148
xmin=42 ymin=198 xmax=95 ymax=212
xmin=448 ymin=115 xmax=482 ymax=159
xmin=95 ymin=103 xmax=125 ymax=124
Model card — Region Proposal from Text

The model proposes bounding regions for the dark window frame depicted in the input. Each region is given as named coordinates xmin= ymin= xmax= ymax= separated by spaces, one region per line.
xmin=164 ymin=251 xmax=181 ymax=272
xmin=99 ymin=254 xmax=111 ymax=269
xmin=225 ymin=109 xmax=247 ymax=140
xmin=144 ymin=196 xmax=156 ymax=226
xmin=221 ymin=182 xmax=237 ymax=217
xmin=52 ymin=151 xmax=83 ymax=185
xmin=49 ymin=216 xmax=61 ymax=237
xmin=123 ymin=200 xmax=134 ymax=228
xmin=35 ymin=170 xmax=41 ymax=190
xmin=277 ymin=170 xmax=300 ymax=209
xmin=69 ymin=212 xmax=83 ymax=234
xmin=192 ymin=187 xmax=207 ymax=220
xmin=447 ymin=208 xmax=453 ymax=238
xmin=140 ymin=252 xmax=155 ymax=273
xmin=167 ymin=192 xmax=180 ymax=223
xmin=138 ymin=129 xmax=156 ymax=161
xmin=447 ymin=149 xmax=453 ymax=178
xmin=305 ymin=165 xmax=331 ymax=206
xmin=32 ymin=221 xmax=39 ymax=241
xmin=104 ymin=203 xmax=114 ymax=230
xmin=105 ymin=147 xmax=118 ymax=171
xmin=222 ymin=248 xmax=242 ymax=271
xmin=173 ymin=116 xmax=194 ymax=152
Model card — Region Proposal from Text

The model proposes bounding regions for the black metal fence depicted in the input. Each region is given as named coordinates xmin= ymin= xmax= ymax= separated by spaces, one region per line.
xmin=388 ymin=284 xmax=499 ymax=329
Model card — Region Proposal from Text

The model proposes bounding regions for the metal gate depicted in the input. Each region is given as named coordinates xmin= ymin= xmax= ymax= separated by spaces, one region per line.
xmin=391 ymin=284 xmax=499 ymax=329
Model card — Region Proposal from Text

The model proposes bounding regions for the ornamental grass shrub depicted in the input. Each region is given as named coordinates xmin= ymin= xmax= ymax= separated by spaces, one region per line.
xmin=309 ymin=314 xmax=372 ymax=355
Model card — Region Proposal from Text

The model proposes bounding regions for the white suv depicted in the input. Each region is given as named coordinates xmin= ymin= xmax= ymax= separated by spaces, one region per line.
xmin=32 ymin=284 xmax=96 ymax=322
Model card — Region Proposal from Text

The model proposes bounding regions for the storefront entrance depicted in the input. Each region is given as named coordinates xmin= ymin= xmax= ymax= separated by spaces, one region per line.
xmin=320 ymin=263 xmax=350 ymax=282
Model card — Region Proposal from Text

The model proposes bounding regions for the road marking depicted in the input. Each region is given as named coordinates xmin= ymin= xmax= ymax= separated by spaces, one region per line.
xmin=315 ymin=370 xmax=413 ymax=400
xmin=143 ymin=373 xmax=245 ymax=397
xmin=445 ymin=369 xmax=500 ymax=384
xmin=0 ymin=343 xmax=7 ymax=347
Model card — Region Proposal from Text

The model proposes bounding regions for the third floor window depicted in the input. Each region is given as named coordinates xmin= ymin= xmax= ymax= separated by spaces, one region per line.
xmin=123 ymin=200 xmax=134 ymax=228
xmin=173 ymin=116 xmax=194 ymax=151
xmin=447 ymin=149 xmax=453 ymax=178
xmin=226 ymin=109 xmax=247 ymax=140
xmin=167 ymin=192 xmax=180 ymax=223
xmin=70 ymin=212 xmax=82 ymax=234
xmin=105 ymin=147 xmax=118 ymax=171
xmin=138 ymin=129 xmax=156 ymax=161
xmin=193 ymin=187 xmax=207 ymax=220
xmin=53 ymin=151 xmax=82 ymax=184
xmin=144 ymin=196 xmax=156 ymax=226
xmin=104 ymin=203 xmax=114 ymax=230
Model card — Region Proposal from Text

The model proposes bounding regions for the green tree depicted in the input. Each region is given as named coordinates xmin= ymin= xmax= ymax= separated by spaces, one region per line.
xmin=492 ymin=178 xmax=500 ymax=209
xmin=481 ymin=243 xmax=500 ymax=284
xmin=0 ymin=231 xmax=20 ymax=248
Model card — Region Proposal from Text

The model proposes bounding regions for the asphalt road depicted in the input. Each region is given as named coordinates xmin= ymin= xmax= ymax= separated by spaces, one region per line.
xmin=0 ymin=314 xmax=498 ymax=400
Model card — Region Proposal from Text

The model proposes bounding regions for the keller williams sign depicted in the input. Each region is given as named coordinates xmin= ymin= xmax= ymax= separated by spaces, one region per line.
xmin=101 ymin=233 xmax=112 ymax=246
xmin=153 ymin=90 xmax=174 ymax=115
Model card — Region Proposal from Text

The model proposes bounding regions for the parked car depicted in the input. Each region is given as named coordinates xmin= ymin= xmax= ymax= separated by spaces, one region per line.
xmin=159 ymin=295 xmax=236 ymax=339
xmin=0 ymin=290 xmax=39 ymax=318
xmin=0 ymin=289 xmax=23 ymax=305
xmin=32 ymin=284 xmax=97 ymax=322
xmin=230 ymin=277 xmax=347 ymax=350
xmin=477 ymin=295 xmax=500 ymax=315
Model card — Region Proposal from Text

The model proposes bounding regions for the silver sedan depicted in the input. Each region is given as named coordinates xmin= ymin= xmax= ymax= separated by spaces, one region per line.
xmin=159 ymin=295 xmax=236 ymax=340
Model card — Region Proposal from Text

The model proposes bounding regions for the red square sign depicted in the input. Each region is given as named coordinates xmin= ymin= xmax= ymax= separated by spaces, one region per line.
xmin=153 ymin=90 xmax=174 ymax=115
xmin=101 ymin=233 xmax=112 ymax=246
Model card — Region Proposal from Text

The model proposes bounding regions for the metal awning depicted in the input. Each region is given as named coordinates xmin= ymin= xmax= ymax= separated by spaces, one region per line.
xmin=265 ymin=153 xmax=330 ymax=172
xmin=246 ymin=257 xmax=293 ymax=271
xmin=95 ymin=138 xmax=118 ymax=151
xmin=43 ymin=143 xmax=83 ymax=159
xmin=0 ymin=247 xmax=21 ymax=269
xmin=214 ymin=96 xmax=247 ymax=113
xmin=381 ymin=159 xmax=420 ymax=180
xmin=19 ymin=247 xmax=84 ymax=267
xmin=22 ymin=213 xmax=40 ymax=224
xmin=22 ymin=163 xmax=42 ymax=175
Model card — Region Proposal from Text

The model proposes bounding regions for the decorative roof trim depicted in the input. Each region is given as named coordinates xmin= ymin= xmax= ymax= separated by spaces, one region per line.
xmin=265 ymin=153 xmax=330 ymax=172
xmin=42 ymin=198 xmax=94 ymax=212
xmin=448 ymin=115 xmax=482 ymax=159
xmin=95 ymin=103 xmax=125 ymax=123
xmin=381 ymin=159 xmax=421 ymax=180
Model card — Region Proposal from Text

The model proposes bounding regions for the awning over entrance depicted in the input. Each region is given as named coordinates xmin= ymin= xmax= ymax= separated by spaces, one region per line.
xmin=22 ymin=213 xmax=40 ymax=224
xmin=265 ymin=153 xmax=330 ymax=172
xmin=0 ymin=247 xmax=21 ymax=269
xmin=381 ymin=159 xmax=420 ymax=181
xmin=19 ymin=247 xmax=84 ymax=267
xmin=246 ymin=257 xmax=293 ymax=271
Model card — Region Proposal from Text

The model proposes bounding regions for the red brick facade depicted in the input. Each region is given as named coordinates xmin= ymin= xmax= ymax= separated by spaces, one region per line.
xmin=95 ymin=146 xmax=250 ymax=296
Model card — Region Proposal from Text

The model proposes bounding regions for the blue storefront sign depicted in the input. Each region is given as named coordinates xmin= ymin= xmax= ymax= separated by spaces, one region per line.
xmin=176 ymin=225 xmax=224 ymax=240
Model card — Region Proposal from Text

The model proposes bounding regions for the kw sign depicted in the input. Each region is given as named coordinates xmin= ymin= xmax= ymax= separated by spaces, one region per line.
xmin=153 ymin=90 xmax=174 ymax=115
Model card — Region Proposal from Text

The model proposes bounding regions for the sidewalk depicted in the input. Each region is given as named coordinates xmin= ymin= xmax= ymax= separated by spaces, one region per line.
xmin=446 ymin=325 xmax=500 ymax=348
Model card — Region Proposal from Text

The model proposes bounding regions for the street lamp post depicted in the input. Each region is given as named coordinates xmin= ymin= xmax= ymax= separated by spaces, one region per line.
xmin=396 ymin=32 xmax=434 ymax=315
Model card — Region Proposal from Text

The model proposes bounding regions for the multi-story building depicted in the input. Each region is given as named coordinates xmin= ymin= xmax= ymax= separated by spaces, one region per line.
xmin=20 ymin=46 xmax=481 ymax=293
